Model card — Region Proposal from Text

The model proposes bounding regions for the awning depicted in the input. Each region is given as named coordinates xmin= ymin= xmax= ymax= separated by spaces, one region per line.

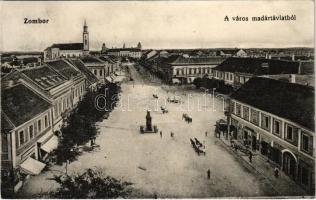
xmin=41 ymin=135 xmax=58 ymax=153
xmin=105 ymin=76 xmax=113 ymax=83
xmin=20 ymin=157 xmax=46 ymax=175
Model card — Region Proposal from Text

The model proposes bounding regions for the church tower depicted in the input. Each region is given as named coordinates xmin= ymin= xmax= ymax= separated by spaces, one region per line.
xmin=83 ymin=20 xmax=89 ymax=55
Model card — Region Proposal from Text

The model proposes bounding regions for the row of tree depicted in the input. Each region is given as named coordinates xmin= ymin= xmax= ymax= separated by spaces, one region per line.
xmin=193 ymin=77 xmax=234 ymax=94
xmin=54 ymin=83 xmax=121 ymax=164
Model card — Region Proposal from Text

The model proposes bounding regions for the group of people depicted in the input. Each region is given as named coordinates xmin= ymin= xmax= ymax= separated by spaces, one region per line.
xmin=159 ymin=131 xmax=175 ymax=138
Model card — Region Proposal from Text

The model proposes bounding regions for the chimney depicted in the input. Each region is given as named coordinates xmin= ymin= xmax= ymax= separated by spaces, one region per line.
xmin=290 ymin=74 xmax=296 ymax=83
xmin=268 ymin=54 xmax=271 ymax=59
xmin=292 ymin=54 xmax=295 ymax=61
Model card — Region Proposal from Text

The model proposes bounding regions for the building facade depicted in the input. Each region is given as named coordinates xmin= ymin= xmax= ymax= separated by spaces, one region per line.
xmin=159 ymin=55 xmax=225 ymax=84
xmin=229 ymin=77 xmax=315 ymax=193
xmin=105 ymin=43 xmax=142 ymax=59
xmin=212 ymin=57 xmax=300 ymax=88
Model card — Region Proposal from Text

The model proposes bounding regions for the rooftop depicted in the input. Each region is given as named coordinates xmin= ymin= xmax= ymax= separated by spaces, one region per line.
xmin=46 ymin=59 xmax=81 ymax=79
xmin=1 ymin=84 xmax=51 ymax=127
xmin=48 ymin=43 xmax=83 ymax=51
xmin=164 ymin=55 xmax=225 ymax=65
xmin=70 ymin=59 xmax=99 ymax=85
xmin=81 ymin=56 xmax=104 ymax=64
xmin=21 ymin=65 xmax=66 ymax=89
xmin=231 ymin=77 xmax=314 ymax=131
xmin=213 ymin=57 xmax=299 ymax=75
xmin=107 ymin=48 xmax=141 ymax=52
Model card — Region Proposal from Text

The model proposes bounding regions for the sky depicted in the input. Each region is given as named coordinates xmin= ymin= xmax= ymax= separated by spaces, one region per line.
xmin=0 ymin=1 xmax=314 ymax=51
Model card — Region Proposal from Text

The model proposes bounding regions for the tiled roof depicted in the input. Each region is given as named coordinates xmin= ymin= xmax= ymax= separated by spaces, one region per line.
xmin=220 ymin=49 xmax=240 ymax=55
xmin=81 ymin=56 xmax=104 ymax=64
xmin=49 ymin=43 xmax=83 ymax=51
xmin=231 ymin=77 xmax=314 ymax=131
xmin=1 ymin=84 xmax=51 ymax=127
xmin=21 ymin=65 xmax=66 ymax=89
xmin=46 ymin=60 xmax=80 ymax=79
xmin=99 ymin=56 xmax=115 ymax=64
xmin=70 ymin=59 xmax=99 ymax=85
xmin=166 ymin=56 xmax=225 ymax=65
xmin=213 ymin=57 xmax=299 ymax=75
xmin=299 ymin=61 xmax=314 ymax=75
xmin=107 ymin=48 xmax=141 ymax=52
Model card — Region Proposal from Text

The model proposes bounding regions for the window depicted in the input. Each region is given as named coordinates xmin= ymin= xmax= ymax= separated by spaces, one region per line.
xmin=286 ymin=125 xmax=293 ymax=141
xmin=242 ymin=106 xmax=249 ymax=120
xmin=230 ymin=74 xmax=233 ymax=80
xmin=19 ymin=130 xmax=25 ymax=145
xmin=99 ymin=70 xmax=102 ymax=76
xmin=273 ymin=119 xmax=280 ymax=135
xmin=302 ymin=134 xmax=309 ymax=152
xmin=38 ymin=120 xmax=42 ymax=132
xmin=261 ymin=113 xmax=271 ymax=131
xmin=235 ymin=103 xmax=242 ymax=116
xmin=250 ymin=109 xmax=259 ymax=125
xmin=45 ymin=115 xmax=48 ymax=128
xmin=29 ymin=125 xmax=34 ymax=139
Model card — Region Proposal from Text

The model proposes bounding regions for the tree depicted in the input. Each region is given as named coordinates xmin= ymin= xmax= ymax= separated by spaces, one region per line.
xmin=51 ymin=168 xmax=133 ymax=198
xmin=193 ymin=77 xmax=202 ymax=88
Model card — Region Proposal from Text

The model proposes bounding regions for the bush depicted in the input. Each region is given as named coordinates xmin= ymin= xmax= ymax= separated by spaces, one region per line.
xmin=51 ymin=168 xmax=133 ymax=198
xmin=193 ymin=77 xmax=233 ymax=95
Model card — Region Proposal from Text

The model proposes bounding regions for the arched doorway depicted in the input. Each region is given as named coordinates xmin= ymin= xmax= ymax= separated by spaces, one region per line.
xmin=282 ymin=150 xmax=297 ymax=179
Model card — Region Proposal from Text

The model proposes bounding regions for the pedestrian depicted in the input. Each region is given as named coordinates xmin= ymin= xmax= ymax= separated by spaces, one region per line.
xmin=205 ymin=131 xmax=208 ymax=137
xmin=90 ymin=138 xmax=94 ymax=147
xmin=207 ymin=169 xmax=211 ymax=179
xmin=160 ymin=131 xmax=162 ymax=138
xmin=234 ymin=144 xmax=238 ymax=152
xmin=249 ymin=151 xmax=253 ymax=163
xmin=274 ymin=167 xmax=279 ymax=178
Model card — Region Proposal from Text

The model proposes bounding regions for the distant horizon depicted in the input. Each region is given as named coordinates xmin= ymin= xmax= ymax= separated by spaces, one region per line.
xmin=1 ymin=45 xmax=314 ymax=54
xmin=1 ymin=1 xmax=313 ymax=52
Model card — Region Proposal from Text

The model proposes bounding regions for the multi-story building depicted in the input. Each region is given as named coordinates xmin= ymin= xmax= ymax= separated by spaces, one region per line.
xmin=105 ymin=43 xmax=142 ymax=59
xmin=69 ymin=59 xmax=99 ymax=89
xmin=1 ymin=58 xmax=94 ymax=195
xmin=1 ymin=81 xmax=54 ymax=194
xmin=212 ymin=57 xmax=300 ymax=88
xmin=159 ymin=55 xmax=225 ymax=84
xmin=229 ymin=77 xmax=314 ymax=193
xmin=80 ymin=56 xmax=119 ymax=83
xmin=43 ymin=21 xmax=89 ymax=61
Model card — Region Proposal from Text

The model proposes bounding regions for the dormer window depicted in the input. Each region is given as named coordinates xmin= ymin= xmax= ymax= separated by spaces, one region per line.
xmin=261 ymin=63 xmax=269 ymax=68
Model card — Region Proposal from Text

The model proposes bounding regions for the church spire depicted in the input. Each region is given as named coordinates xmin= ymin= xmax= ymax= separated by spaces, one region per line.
xmin=83 ymin=20 xmax=89 ymax=54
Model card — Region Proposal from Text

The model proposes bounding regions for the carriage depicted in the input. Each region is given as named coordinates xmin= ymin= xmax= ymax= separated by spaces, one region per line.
xmin=160 ymin=106 xmax=168 ymax=114
xmin=190 ymin=137 xmax=205 ymax=155
xmin=182 ymin=113 xmax=192 ymax=123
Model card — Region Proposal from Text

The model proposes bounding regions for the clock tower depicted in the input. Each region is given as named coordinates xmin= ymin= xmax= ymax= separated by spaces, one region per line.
xmin=83 ymin=20 xmax=89 ymax=55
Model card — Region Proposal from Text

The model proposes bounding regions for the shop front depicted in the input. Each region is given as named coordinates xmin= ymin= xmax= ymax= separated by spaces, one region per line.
xmin=242 ymin=126 xmax=258 ymax=151
xmin=37 ymin=133 xmax=59 ymax=162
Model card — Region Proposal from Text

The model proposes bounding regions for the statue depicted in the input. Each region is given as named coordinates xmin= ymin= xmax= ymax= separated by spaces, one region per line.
xmin=146 ymin=111 xmax=152 ymax=131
